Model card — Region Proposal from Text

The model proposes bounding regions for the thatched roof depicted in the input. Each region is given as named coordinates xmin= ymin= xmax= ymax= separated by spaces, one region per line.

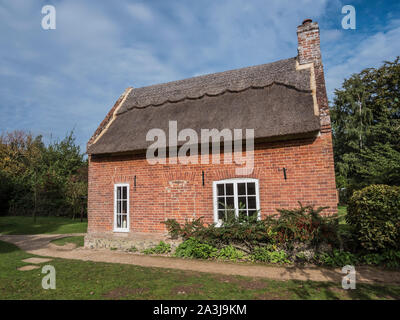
xmin=87 ymin=57 xmax=320 ymax=155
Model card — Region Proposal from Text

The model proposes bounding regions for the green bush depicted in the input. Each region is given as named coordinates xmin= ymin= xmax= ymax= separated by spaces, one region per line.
xmin=174 ymin=237 xmax=217 ymax=259
xmin=360 ymin=250 xmax=400 ymax=268
xmin=337 ymin=224 xmax=360 ymax=252
xmin=163 ymin=204 xmax=336 ymax=254
xmin=142 ymin=241 xmax=171 ymax=254
xmin=347 ymin=185 xmax=400 ymax=251
xmin=315 ymin=249 xmax=358 ymax=267
xmin=274 ymin=204 xmax=338 ymax=246
xmin=163 ymin=215 xmax=277 ymax=249
xmin=315 ymin=249 xmax=400 ymax=268
xmin=163 ymin=218 xmax=205 ymax=239
xmin=215 ymin=245 xmax=245 ymax=261
xmin=251 ymin=246 xmax=290 ymax=264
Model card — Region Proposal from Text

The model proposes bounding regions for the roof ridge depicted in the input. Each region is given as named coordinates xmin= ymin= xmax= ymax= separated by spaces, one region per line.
xmin=117 ymin=80 xmax=312 ymax=115
xmin=116 ymin=57 xmax=310 ymax=114
xmin=131 ymin=57 xmax=297 ymax=91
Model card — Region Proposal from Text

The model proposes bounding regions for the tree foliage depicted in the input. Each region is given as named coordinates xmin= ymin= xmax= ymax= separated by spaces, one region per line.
xmin=0 ymin=130 xmax=87 ymax=217
xmin=331 ymin=57 xmax=400 ymax=197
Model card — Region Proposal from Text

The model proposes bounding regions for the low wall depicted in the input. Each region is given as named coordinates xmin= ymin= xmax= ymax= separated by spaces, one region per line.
xmin=84 ymin=232 xmax=182 ymax=252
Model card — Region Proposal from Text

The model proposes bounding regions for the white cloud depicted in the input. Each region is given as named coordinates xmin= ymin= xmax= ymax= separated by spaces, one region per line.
xmin=322 ymin=29 xmax=343 ymax=42
xmin=324 ymin=20 xmax=400 ymax=100
xmin=125 ymin=2 xmax=155 ymax=23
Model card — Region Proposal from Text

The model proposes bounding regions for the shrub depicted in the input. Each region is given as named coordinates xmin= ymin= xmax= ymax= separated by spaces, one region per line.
xmin=337 ymin=224 xmax=360 ymax=252
xmin=164 ymin=204 xmax=337 ymax=255
xmin=174 ymin=237 xmax=217 ymax=259
xmin=274 ymin=204 xmax=338 ymax=246
xmin=251 ymin=246 xmax=290 ymax=264
xmin=163 ymin=215 xmax=276 ymax=249
xmin=215 ymin=245 xmax=245 ymax=261
xmin=347 ymin=185 xmax=400 ymax=251
xmin=163 ymin=218 xmax=206 ymax=240
xmin=315 ymin=249 xmax=358 ymax=267
xmin=314 ymin=249 xmax=400 ymax=268
xmin=360 ymin=250 xmax=400 ymax=268
xmin=142 ymin=241 xmax=171 ymax=254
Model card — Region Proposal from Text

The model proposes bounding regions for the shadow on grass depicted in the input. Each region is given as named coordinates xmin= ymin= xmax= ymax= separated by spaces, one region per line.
xmin=289 ymin=279 xmax=400 ymax=300
xmin=0 ymin=239 xmax=19 ymax=254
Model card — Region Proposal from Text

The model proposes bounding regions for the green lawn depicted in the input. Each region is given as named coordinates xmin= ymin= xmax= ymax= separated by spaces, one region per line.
xmin=50 ymin=236 xmax=85 ymax=247
xmin=337 ymin=206 xmax=347 ymax=224
xmin=0 ymin=216 xmax=87 ymax=235
xmin=0 ymin=240 xmax=399 ymax=300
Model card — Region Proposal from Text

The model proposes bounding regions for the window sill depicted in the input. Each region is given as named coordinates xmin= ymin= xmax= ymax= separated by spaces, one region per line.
xmin=113 ymin=229 xmax=129 ymax=233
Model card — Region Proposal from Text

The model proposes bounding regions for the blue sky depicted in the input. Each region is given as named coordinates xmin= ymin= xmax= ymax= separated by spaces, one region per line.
xmin=1 ymin=0 xmax=399 ymax=152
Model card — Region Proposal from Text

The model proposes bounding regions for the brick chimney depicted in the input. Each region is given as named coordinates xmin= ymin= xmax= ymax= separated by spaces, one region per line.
xmin=296 ymin=19 xmax=331 ymax=130
xmin=297 ymin=19 xmax=321 ymax=64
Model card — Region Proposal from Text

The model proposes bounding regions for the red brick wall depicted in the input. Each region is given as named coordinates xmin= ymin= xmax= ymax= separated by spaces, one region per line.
xmin=87 ymin=131 xmax=337 ymax=235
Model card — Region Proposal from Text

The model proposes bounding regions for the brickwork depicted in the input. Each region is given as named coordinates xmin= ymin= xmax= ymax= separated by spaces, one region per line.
xmin=87 ymin=132 xmax=337 ymax=235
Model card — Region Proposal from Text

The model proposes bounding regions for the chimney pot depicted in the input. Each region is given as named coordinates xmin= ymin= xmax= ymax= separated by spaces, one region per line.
xmin=302 ymin=18 xmax=312 ymax=25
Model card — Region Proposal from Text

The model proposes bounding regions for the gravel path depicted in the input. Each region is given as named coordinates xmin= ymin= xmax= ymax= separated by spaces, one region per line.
xmin=1 ymin=234 xmax=400 ymax=285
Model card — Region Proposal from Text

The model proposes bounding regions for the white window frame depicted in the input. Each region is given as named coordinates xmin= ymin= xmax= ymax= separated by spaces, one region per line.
xmin=212 ymin=178 xmax=261 ymax=227
xmin=114 ymin=183 xmax=130 ymax=232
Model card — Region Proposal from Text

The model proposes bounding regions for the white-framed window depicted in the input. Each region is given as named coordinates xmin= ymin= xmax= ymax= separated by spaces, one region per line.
xmin=212 ymin=178 xmax=260 ymax=226
xmin=114 ymin=183 xmax=129 ymax=232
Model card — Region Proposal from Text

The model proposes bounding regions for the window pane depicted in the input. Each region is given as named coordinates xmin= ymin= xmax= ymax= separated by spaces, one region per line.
xmin=117 ymin=187 xmax=121 ymax=200
xmin=248 ymin=196 xmax=256 ymax=209
xmin=122 ymin=200 xmax=127 ymax=214
xmin=117 ymin=200 xmax=121 ymax=214
xmin=248 ymin=210 xmax=257 ymax=218
xmin=117 ymin=214 xmax=121 ymax=228
xmin=218 ymin=210 xmax=225 ymax=221
xmin=225 ymin=196 xmax=234 ymax=209
xmin=217 ymin=184 xmax=224 ymax=196
xmin=217 ymin=198 xmax=225 ymax=209
xmin=122 ymin=215 xmax=127 ymax=229
xmin=225 ymin=183 xmax=234 ymax=196
xmin=238 ymin=197 xmax=247 ymax=209
xmin=238 ymin=183 xmax=246 ymax=195
xmin=122 ymin=186 xmax=127 ymax=200
xmin=247 ymin=183 xmax=256 ymax=195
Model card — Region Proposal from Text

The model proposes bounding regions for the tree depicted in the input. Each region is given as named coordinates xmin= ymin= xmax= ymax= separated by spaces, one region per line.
xmin=0 ymin=130 xmax=87 ymax=217
xmin=65 ymin=165 xmax=88 ymax=220
xmin=331 ymin=57 xmax=400 ymax=196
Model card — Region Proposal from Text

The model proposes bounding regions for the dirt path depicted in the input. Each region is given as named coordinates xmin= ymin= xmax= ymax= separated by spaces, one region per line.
xmin=1 ymin=234 xmax=400 ymax=285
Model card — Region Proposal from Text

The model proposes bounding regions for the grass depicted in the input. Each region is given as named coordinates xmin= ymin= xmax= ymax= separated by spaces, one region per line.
xmin=0 ymin=240 xmax=399 ymax=300
xmin=0 ymin=216 xmax=87 ymax=235
xmin=337 ymin=206 xmax=347 ymax=224
xmin=50 ymin=236 xmax=85 ymax=247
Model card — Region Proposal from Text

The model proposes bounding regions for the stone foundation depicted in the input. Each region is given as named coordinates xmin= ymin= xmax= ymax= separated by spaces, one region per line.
xmin=84 ymin=232 xmax=182 ymax=252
